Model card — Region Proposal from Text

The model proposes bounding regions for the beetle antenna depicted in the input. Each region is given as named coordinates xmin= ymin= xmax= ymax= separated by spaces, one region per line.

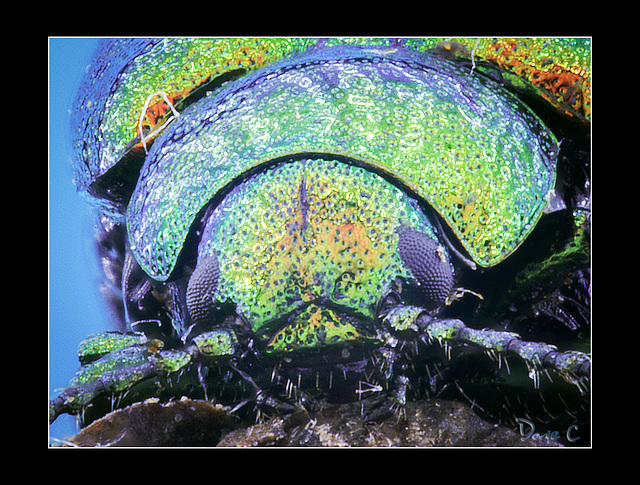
xmin=445 ymin=287 xmax=484 ymax=305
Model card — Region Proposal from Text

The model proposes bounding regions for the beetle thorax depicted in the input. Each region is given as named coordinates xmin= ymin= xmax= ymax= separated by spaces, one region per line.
xmin=187 ymin=158 xmax=451 ymax=350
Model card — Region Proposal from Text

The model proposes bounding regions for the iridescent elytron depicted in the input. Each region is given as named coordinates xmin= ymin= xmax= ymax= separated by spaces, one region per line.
xmin=128 ymin=45 xmax=557 ymax=276
xmin=424 ymin=38 xmax=591 ymax=123
xmin=52 ymin=38 xmax=590 ymax=440
xmin=72 ymin=38 xmax=315 ymax=185
xmin=72 ymin=38 xmax=589 ymax=196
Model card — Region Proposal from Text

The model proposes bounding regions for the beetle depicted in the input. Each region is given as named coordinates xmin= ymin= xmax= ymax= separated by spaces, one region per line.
xmin=50 ymin=38 xmax=590 ymax=443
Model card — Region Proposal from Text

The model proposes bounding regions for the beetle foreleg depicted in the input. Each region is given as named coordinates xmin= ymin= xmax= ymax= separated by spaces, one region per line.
xmin=49 ymin=346 xmax=191 ymax=423
xmin=228 ymin=363 xmax=297 ymax=417
xmin=420 ymin=318 xmax=590 ymax=387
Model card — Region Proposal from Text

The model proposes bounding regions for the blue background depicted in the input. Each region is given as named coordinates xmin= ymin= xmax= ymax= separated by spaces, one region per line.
xmin=49 ymin=38 xmax=110 ymax=443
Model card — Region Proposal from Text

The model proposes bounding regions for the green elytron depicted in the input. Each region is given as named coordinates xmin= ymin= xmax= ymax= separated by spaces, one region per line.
xmin=52 ymin=38 xmax=590 ymax=441
xmin=128 ymin=44 xmax=558 ymax=279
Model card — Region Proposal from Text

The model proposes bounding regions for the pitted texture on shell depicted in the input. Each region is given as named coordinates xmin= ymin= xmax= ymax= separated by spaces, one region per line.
xmin=407 ymin=38 xmax=592 ymax=122
xmin=267 ymin=304 xmax=368 ymax=354
xmin=128 ymin=45 xmax=557 ymax=280
xmin=195 ymin=158 xmax=446 ymax=337
xmin=71 ymin=38 xmax=318 ymax=194
xmin=397 ymin=228 xmax=454 ymax=308
xmin=73 ymin=38 xmax=586 ymax=202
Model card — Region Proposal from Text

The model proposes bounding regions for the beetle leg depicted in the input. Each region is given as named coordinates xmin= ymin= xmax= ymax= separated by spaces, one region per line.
xmin=380 ymin=304 xmax=425 ymax=335
xmin=362 ymin=375 xmax=409 ymax=424
xmin=228 ymin=363 xmax=297 ymax=416
xmin=50 ymin=342 xmax=191 ymax=423
xmin=380 ymin=307 xmax=589 ymax=389
xmin=417 ymin=317 xmax=590 ymax=387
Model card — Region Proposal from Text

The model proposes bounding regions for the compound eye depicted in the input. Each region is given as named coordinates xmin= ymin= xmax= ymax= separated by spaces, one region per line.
xmin=397 ymin=228 xmax=454 ymax=309
xmin=186 ymin=255 xmax=220 ymax=325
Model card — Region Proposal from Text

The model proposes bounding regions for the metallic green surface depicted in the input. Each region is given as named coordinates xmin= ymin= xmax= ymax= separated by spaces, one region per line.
xmin=266 ymin=303 xmax=371 ymax=354
xmin=129 ymin=45 xmax=557 ymax=279
xmin=73 ymin=38 xmax=587 ymax=205
xmin=71 ymin=346 xmax=149 ymax=387
xmin=197 ymin=158 xmax=444 ymax=343
xmin=77 ymin=331 xmax=148 ymax=364
xmin=71 ymin=38 xmax=317 ymax=189
xmin=193 ymin=329 xmax=238 ymax=358
xmin=408 ymin=38 xmax=591 ymax=122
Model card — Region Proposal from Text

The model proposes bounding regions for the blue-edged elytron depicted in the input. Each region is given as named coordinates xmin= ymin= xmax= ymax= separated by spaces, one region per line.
xmin=51 ymin=38 xmax=591 ymax=443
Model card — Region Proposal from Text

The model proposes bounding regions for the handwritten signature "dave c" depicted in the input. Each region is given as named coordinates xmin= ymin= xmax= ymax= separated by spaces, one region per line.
xmin=516 ymin=418 xmax=580 ymax=442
